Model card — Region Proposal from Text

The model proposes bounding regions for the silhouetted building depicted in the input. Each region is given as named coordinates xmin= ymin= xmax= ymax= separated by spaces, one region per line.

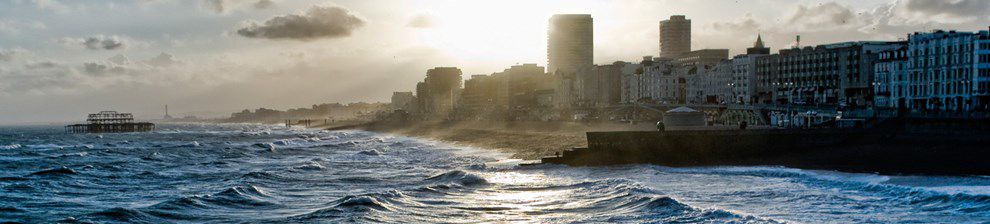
xmin=579 ymin=62 xmax=639 ymax=107
xmin=746 ymin=34 xmax=771 ymax=55
xmin=417 ymin=67 xmax=463 ymax=118
xmin=548 ymin=14 xmax=593 ymax=109
xmin=548 ymin=14 xmax=593 ymax=75
xmin=659 ymin=15 xmax=691 ymax=59
xmin=756 ymin=41 xmax=904 ymax=107
xmin=677 ymin=49 xmax=729 ymax=67
xmin=390 ymin=91 xmax=416 ymax=112
xmin=459 ymin=75 xmax=500 ymax=118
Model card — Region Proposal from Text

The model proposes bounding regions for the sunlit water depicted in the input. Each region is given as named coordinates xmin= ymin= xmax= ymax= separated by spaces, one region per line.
xmin=1 ymin=123 xmax=988 ymax=223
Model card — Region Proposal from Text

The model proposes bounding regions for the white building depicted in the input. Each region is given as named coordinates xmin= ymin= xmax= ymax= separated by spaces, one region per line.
xmin=903 ymin=29 xmax=990 ymax=111
xmin=873 ymin=47 xmax=908 ymax=109
xmin=687 ymin=62 xmax=733 ymax=104
xmin=730 ymin=55 xmax=759 ymax=104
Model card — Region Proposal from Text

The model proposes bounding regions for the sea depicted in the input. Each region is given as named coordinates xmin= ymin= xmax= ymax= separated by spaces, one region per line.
xmin=1 ymin=123 xmax=988 ymax=223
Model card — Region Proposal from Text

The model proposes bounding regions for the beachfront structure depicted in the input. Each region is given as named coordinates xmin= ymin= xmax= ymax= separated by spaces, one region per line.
xmin=688 ymin=61 xmax=733 ymax=104
xmin=729 ymin=36 xmax=772 ymax=105
xmin=659 ymin=15 xmax=691 ymax=59
xmin=456 ymin=64 xmax=551 ymax=120
xmin=873 ymin=47 xmax=909 ymax=109
xmin=755 ymin=41 xmax=905 ymax=107
xmin=416 ymin=67 xmax=463 ymax=118
xmin=548 ymin=14 xmax=593 ymax=109
xmin=65 ymin=111 xmax=154 ymax=133
xmin=747 ymin=35 xmax=771 ymax=55
xmin=390 ymin=91 xmax=416 ymax=112
xmin=898 ymin=30 xmax=990 ymax=111
xmin=676 ymin=49 xmax=729 ymax=68
xmin=575 ymin=61 xmax=639 ymax=108
xmin=548 ymin=14 xmax=593 ymax=75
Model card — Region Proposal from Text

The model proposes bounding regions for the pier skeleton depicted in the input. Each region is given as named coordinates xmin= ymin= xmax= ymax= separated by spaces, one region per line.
xmin=66 ymin=111 xmax=155 ymax=133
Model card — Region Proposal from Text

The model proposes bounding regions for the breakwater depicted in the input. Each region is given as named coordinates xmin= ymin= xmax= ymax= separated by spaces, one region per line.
xmin=543 ymin=118 xmax=990 ymax=175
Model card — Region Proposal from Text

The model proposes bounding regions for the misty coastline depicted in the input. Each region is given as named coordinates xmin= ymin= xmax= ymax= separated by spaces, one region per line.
xmin=328 ymin=120 xmax=656 ymax=160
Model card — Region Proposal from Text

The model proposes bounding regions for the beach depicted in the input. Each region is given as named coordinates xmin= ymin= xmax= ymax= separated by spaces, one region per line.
xmin=329 ymin=120 xmax=654 ymax=160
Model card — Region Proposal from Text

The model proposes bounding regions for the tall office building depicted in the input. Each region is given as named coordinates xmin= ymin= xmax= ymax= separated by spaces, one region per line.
xmin=547 ymin=14 xmax=593 ymax=75
xmin=659 ymin=15 xmax=691 ymax=59
xmin=417 ymin=67 xmax=463 ymax=117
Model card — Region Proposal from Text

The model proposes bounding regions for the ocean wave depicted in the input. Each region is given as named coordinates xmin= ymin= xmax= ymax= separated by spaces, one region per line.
xmin=0 ymin=143 xmax=21 ymax=150
xmin=253 ymin=142 xmax=276 ymax=151
xmin=855 ymin=183 xmax=990 ymax=212
xmin=294 ymin=161 xmax=326 ymax=171
xmin=358 ymin=149 xmax=382 ymax=156
xmin=0 ymin=206 xmax=25 ymax=213
xmin=285 ymin=190 xmax=407 ymax=221
xmin=691 ymin=166 xmax=990 ymax=214
xmin=147 ymin=185 xmax=280 ymax=213
xmin=29 ymin=166 xmax=78 ymax=176
xmin=77 ymin=207 xmax=164 ymax=224
xmin=424 ymin=170 xmax=489 ymax=187
xmin=536 ymin=179 xmax=777 ymax=223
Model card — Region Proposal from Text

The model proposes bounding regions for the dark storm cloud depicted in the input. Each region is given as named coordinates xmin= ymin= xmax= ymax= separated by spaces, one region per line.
xmin=80 ymin=36 xmax=125 ymax=50
xmin=236 ymin=6 xmax=365 ymax=40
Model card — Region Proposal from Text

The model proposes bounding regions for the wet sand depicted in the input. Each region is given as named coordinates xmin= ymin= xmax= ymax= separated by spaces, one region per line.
xmin=330 ymin=121 xmax=653 ymax=160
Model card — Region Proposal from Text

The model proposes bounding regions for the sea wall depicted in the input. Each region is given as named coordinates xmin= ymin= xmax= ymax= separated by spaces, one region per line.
xmin=544 ymin=118 xmax=990 ymax=175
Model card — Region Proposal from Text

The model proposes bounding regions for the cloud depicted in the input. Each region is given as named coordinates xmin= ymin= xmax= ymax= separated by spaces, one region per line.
xmin=146 ymin=52 xmax=181 ymax=67
xmin=24 ymin=60 xmax=62 ymax=69
xmin=407 ymin=14 xmax=435 ymax=28
xmin=254 ymin=0 xmax=274 ymax=9
xmin=204 ymin=0 xmax=225 ymax=13
xmin=900 ymin=0 xmax=990 ymax=19
xmin=236 ymin=5 xmax=365 ymax=40
xmin=64 ymin=35 xmax=126 ymax=50
xmin=31 ymin=0 xmax=70 ymax=13
xmin=785 ymin=2 xmax=866 ymax=32
xmin=0 ymin=19 xmax=46 ymax=36
xmin=707 ymin=13 xmax=761 ymax=33
xmin=0 ymin=49 xmax=26 ymax=62
xmin=83 ymin=62 xmax=129 ymax=76
xmin=108 ymin=54 xmax=130 ymax=65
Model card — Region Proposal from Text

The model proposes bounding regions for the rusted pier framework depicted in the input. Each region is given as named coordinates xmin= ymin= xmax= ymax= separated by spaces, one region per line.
xmin=66 ymin=111 xmax=155 ymax=133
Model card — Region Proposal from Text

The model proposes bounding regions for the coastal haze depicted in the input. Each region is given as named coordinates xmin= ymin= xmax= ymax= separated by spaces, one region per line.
xmin=4 ymin=0 xmax=990 ymax=223
xmin=2 ymin=0 xmax=990 ymax=123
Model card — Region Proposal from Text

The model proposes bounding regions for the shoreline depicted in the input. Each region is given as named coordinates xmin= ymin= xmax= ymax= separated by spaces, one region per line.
xmin=328 ymin=120 xmax=653 ymax=160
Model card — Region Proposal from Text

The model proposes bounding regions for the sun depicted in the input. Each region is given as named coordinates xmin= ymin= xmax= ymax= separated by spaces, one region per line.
xmin=409 ymin=0 xmax=600 ymax=72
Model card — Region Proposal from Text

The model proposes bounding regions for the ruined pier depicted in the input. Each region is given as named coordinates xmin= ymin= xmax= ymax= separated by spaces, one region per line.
xmin=65 ymin=111 xmax=155 ymax=133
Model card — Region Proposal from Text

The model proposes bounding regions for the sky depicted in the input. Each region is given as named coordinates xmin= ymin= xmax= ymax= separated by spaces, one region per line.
xmin=1 ymin=0 xmax=988 ymax=124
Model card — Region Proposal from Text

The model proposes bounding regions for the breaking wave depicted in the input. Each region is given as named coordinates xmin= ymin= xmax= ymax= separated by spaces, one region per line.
xmin=1 ymin=123 xmax=987 ymax=223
